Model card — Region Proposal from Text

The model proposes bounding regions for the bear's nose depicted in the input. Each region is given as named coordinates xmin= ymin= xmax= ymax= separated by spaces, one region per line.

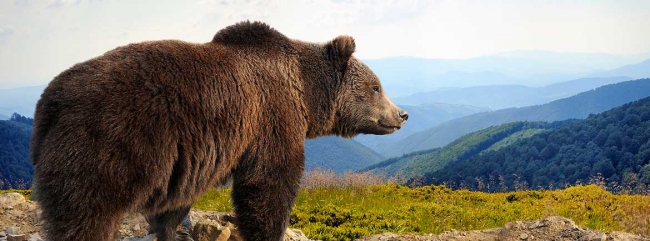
xmin=398 ymin=110 xmax=409 ymax=122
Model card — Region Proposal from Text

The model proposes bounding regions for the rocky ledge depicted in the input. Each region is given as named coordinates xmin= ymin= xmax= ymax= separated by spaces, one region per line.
xmin=1 ymin=193 xmax=648 ymax=241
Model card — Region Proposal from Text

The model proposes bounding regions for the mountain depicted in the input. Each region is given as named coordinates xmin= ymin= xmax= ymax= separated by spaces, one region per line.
xmin=380 ymin=78 xmax=650 ymax=157
xmin=0 ymin=119 xmax=33 ymax=189
xmin=426 ymin=96 xmax=650 ymax=193
xmin=392 ymin=76 xmax=630 ymax=109
xmin=361 ymin=121 xmax=557 ymax=180
xmin=0 ymin=85 xmax=46 ymax=118
xmin=588 ymin=58 xmax=650 ymax=80
xmin=354 ymin=103 xmax=489 ymax=151
xmin=366 ymin=52 xmax=649 ymax=97
xmin=305 ymin=137 xmax=384 ymax=173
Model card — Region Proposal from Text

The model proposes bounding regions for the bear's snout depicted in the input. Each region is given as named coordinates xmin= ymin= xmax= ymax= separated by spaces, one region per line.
xmin=398 ymin=110 xmax=409 ymax=123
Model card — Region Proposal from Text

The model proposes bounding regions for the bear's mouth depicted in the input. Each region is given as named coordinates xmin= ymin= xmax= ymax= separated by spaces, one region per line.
xmin=378 ymin=120 xmax=402 ymax=131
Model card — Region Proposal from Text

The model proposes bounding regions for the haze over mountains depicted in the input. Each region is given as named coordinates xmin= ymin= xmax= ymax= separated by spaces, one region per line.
xmin=380 ymin=79 xmax=650 ymax=157
xmin=393 ymin=76 xmax=629 ymax=109
xmin=0 ymin=85 xmax=45 ymax=119
xmin=1 ymin=51 xmax=649 ymax=178
xmin=368 ymin=51 xmax=650 ymax=98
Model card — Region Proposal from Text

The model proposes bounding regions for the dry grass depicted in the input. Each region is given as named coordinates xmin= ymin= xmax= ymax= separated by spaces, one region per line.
xmin=299 ymin=169 xmax=395 ymax=189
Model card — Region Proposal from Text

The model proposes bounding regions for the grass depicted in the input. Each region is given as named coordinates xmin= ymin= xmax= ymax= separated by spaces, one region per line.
xmin=0 ymin=189 xmax=32 ymax=199
xmin=194 ymin=184 xmax=650 ymax=241
xmin=6 ymin=171 xmax=649 ymax=241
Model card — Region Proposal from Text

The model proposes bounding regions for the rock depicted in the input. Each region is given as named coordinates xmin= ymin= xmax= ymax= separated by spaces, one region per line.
xmin=0 ymin=231 xmax=5 ymax=237
xmin=181 ymin=215 xmax=192 ymax=230
xmin=284 ymin=228 xmax=312 ymax=241
xmin=5 ymin=227 xmax=18 ymax=236
xmin=608 ymin=231 xmax=649 ymax=241
xmin=591 ymin=233 xmax=606 ymax=241
xmin=33 ymin=210 xmax=42 ymax=224
xmin=0 ymin=193 xmax=25 ymax=210
xmin=122 ymin=234 xmax=156 ymax=241
xmin=519 ymin=233 xmax=528 ymax=240
xmin=528 ymin=220 xmax=545 ymax=229
xmin=27 ymin=233 xmax=42 ymax=241
xmin=132 ymin=223 xmax=140 ymax=232
xmin=6 ymin=234 xmax=25 ymax=241
xmin=191 ymin=220 xmax=230 ymax=241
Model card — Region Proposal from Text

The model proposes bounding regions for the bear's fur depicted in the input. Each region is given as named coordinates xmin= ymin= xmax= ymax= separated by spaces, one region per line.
xmin=31 ymin=21 xmax=407 ymax=241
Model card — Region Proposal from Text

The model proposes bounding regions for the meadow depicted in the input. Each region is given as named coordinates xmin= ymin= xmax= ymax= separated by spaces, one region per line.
xmin=193 ymin=171 xmax=650 ymax=241
xmin=4 ymin=171 xmax=649 ymax=241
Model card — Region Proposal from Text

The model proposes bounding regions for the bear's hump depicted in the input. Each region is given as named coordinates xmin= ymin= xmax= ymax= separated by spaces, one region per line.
xmin=212 ymin=21 xmax=290 ymax=47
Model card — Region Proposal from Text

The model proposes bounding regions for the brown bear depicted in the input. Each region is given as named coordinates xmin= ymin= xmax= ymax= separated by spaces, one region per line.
xmin=31 ymin=21 xmax=408 ymax=241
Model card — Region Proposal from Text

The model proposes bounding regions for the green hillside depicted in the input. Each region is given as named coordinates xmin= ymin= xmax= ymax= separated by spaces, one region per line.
xmin=0 ymin=115 xmax=33 ymax=189
xmin=381 ymin=78 xmax=650 ymax=157
xmin=426 ymin=96 xmax=650 ymax=193
xmin=305 ymin=136 xmax=385 ymax=173
xmin=361 ymin=122 xmax=559 ymax=181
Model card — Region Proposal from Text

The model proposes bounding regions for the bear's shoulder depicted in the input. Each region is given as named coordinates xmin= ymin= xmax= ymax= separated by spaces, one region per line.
xmin=212 ymin=21 xmax=290 ymax=47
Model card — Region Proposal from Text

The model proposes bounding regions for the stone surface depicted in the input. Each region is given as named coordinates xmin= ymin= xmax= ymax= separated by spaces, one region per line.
xmin=0 ymin=193 xmax=25 ymax=210
xmin=359 ymin=216 xmax=650 ymax=241
xmin=191 ymin=220 xmax=229 ymax=241
xmin=519 ymin=233 xmax=528 ymax=240
xmin=5 ymin=228 xmax=18 ymax=236
xmin=27 ymin=233 xmax=41 ymax=241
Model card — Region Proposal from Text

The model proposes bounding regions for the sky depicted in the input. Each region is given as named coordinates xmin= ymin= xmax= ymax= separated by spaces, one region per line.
xmin=0 ymin=0 xmax=649 ymax=88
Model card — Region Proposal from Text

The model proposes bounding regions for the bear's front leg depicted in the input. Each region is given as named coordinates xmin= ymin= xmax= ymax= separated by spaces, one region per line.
xmin=231 ymin=145 xmax=304 ymax=241
xmin=146 ymin=205 xmax=193 ymax=241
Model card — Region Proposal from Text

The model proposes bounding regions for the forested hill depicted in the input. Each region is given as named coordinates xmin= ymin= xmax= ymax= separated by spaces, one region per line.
xmin=305 ymin=136 xmax=384 ymax=173
xmin=0 ymin=114 xmax=33 ymax=189
xmin=360 ymin=121 xmax=565 ymax=181
xmin=426 ymin=96 xmax=650 ymax=193
xmin=380 ymin=78 xmax=650 ymax=158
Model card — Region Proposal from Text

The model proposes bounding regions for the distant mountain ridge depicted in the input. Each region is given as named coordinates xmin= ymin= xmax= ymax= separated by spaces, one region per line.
xmin=0 ymin=85 xmax=46 ymax=118
xmin=366 ymin=53 xmax=650 ymax=97
xmin=392 ymin=76 xmax=630 ymax=109
xmin=588 ymin=58 xmax=650 ymax=80
xmin=380 ymin=78 xmax=650 ymax=157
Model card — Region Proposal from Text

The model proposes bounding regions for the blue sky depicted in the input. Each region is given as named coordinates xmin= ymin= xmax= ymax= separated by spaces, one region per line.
xmin=1 ymin=0 xmax=649 ymax=88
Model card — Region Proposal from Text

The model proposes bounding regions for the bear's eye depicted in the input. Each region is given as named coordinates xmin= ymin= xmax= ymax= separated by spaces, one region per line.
xmin=372 ymin=86 xmax=380 ymax=93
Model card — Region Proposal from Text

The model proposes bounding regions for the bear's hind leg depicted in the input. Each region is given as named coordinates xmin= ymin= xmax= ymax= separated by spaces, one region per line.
xmin=146 ymin=205 xmax=192 ymax=241
xmin=38 ymin=194 xmax=125 ymax=241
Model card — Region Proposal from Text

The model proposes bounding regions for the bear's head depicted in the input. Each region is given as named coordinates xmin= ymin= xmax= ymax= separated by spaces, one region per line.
xmin=326 ymin=36 xmax=408 ymax=138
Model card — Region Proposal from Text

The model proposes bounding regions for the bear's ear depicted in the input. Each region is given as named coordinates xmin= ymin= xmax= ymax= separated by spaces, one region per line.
xmin=326 ymin=35 xmax=356 ymax=64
